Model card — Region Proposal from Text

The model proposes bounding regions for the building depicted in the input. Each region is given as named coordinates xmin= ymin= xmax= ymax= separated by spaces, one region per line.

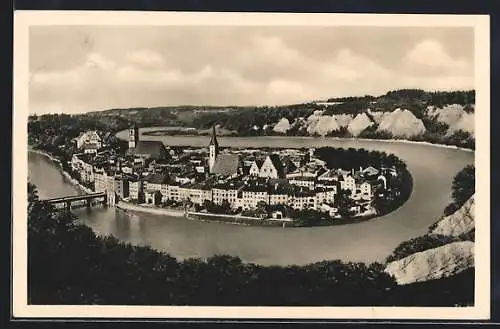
xmin=288 ymin=176 xmax=316 ymax=190
xmin=239 ymin=185 xmax=269 ymax=210
xmin=249 ymin=159 xmax=263 ymax=176
xmin=128 ymin=176 xmax=144 ymax=201
xmin=211 ymin=154 xmax=243 ymax=178
xmin=315 ymin=187 xmax=336 ymax=205
xmin=208 ymin=125 xmax=219 ymax=174
xmin=166 ymin=184 xmax=181 ymax=202
xmin=114 ymin=175 xmax=130 ymax=200
xmin=83 ymin=142 xmax=99 ymax=154
xmin=71 ymin=154 xmax=94 ymax=183
xmin=212 ymin=181 xmax=245 ymax=207
xmin=73 ymin=130 xmax=102 ymax=150
xmin=291 ymin=189 xmax=317 ymax=210
xmin=259 ymin=154 xmax=284 ymax=179
xmin=340 ymin=174 xmax=356 ymax=192
xmin=128 ymin=123 xmax=140 ymax=149
xmin=144 ymin=173 xmax=168 ymax=204
xmin=127 ymin=122 xmax=168 ymax=161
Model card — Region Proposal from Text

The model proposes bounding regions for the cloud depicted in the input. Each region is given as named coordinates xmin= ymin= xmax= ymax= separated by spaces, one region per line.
xmin=29 ymin=27 xmax=475 ymax=114
xmin=404 ymin=39 xmax=470 ymax=73
xmin=267 ymin=79 xmax=306 ymax=95
xmin=86 ymin=53 xmax=116 ymax=71
xmin=124 ymin=49 xmax=166 ymax=68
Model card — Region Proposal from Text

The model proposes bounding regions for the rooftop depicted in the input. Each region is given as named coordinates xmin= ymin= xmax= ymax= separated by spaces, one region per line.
xmin=212 ymin=154 xmax=241 ymax=177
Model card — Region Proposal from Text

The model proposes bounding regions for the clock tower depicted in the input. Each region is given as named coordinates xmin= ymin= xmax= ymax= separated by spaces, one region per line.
xmin=129 ymin=123 xmax=139 ymax=149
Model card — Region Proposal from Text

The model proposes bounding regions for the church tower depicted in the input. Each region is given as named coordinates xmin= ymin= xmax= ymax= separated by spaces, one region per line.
xmin=129 ymin=123 xmax=139 ymax=149
xmin=208 ymin=125 xmax=219 ymax=173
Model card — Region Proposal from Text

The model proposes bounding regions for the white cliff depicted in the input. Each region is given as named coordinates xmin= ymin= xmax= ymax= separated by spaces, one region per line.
xmin=431 ymin=195 xmax=475 ymax=237
xmin=347 ymin=113 xmax=374 ymax=136
xmin=376 ymin=108 xmax=426 ymax=138
xmin=273 ymin=118 xmax=291 ymax=133
xmin=384 ymin=241 xmax=475 ymax=285
xmin=306 ymin=115 xmax=340 ymax=136
xmin=426 ymin=104 xmax=475 ymax=136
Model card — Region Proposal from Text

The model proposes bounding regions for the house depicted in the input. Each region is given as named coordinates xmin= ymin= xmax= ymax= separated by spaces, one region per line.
xmin=212 ymin=181 xmax=245 ymax=207
xmin=114 ymin=174 xmax=130 ymax=200
xmin=362 ymin=166 xmax=380 ymax=178
xmin=290 ymin=189 xmax=317 ymax=210
xmin=144 ymin=173 xmax=168 ymax=192
xmin=249 ymin=159 xmax=263 ymax=176
xmin=268 ymin=183 xmax=291 ymax=206
xmin=315 ymin=187 xmax=337 ymax=205
xmin=359 ymin=182 xmax=372 ymax=198
xmin=83 ymin=142 xmax=99 ymax=154
xmin=288 ymin=175 xmax=316 ymax=190
xmin=127 ymin=140 xmax=168 ymax=161
xmin=259 ymin=154 xmax=284 ymax=179
xmin=178 ymin=183 xmax=212 ymax=205
xmin=71 ymin=153 xmax=94 ymax=183
xmin=128 ymin=177 xmax=144 ymax=201
xmin=143 ymin=173 xmax=169 ymax=204
xmin=93 ymin=167 xmax=117 ymax=205
xmin=239 ymin=184 xmax=269 ymax=210
xmin=74 ymin=130 xmax=102 ymax=150
xmin=166 ymin=184 xmax=181 ymax=202
xmin=340 ymin=174 xmax=356 ymax=192
xmin=319 ymin=203 xmax=339 ymax=217
xmin=317 ymin=169 xmax=340 ymax=183
xmin=175 ymin=173 xmax=196 ymax=185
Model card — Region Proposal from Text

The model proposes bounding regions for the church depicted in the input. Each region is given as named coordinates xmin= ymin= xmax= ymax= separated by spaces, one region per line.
xmin=208 ymin=125 xmax=243 ymax=178
xmin=126 ymin=123 xmax=168 ymax=161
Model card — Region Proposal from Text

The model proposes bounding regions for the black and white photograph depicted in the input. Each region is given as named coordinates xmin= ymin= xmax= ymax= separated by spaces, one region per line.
xmin=13 ymin=12 xmax=490 ymax=320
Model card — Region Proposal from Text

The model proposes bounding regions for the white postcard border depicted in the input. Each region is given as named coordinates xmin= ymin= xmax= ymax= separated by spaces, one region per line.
xmin=13 ymin=11 xmax=491 ymax=320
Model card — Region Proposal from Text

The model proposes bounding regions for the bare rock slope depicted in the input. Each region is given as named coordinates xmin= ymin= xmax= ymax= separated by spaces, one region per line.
xmin=426 ymin=104 xmax=475 ymax=136
xmin=347 ymin=113 xmax=374 ymax=136
xmin=376 ymin=108 xmax=426 ymax=138
xmin=384 ymin=193 xmax=475 ymax=285
xmin=384 ymin=241 xmax=474 ymax=285
xmin=431 ymin=195 xmax=475 ymax=237
xmin=273 ymin=118 xmax=291 ymax=133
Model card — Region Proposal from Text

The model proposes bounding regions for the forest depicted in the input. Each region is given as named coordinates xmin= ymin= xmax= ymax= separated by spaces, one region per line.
xmin=28 ymin=89 xmax=475 ymax=154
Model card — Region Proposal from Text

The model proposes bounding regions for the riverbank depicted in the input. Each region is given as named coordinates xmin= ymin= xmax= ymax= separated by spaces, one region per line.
xmin=28 ymin=147 xmax=94 ymax=195
xmin=116 ymin=201 xmax=293 ymax=226
xmin=116 ymin=201 xmax=186 ymax=217
xmin=114 ymin=201 xmax=380 ymax=228
xmin=117 ymin=127 xmax=475 ymax=153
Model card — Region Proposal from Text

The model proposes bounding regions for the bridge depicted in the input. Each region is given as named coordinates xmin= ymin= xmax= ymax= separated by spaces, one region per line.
xmin=42 ymin=192 xmax=108 ymax=211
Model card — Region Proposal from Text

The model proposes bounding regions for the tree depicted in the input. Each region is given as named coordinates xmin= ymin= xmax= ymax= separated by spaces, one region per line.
xmin=27 ymin=183 xmax=471 ymax=307
xmin=451 ymin=165 xmax=475 ymax=207
xmin=153 ymin=191 xmax=163 ymax=206
xmin=335 ymin=189 xmax=354 ymax=218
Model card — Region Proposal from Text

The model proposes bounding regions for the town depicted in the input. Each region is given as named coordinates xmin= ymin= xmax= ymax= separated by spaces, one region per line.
xmin=69 ymin=124 xmax=401 ymax=223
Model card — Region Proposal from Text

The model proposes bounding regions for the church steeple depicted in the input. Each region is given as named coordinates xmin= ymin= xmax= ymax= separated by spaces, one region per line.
xmin=128 ymin=122 xmax=139 ymax=149
xmin=208 ymin=125 xmax=219 ymax=173
xmin=209 ymin=125 xmax=218 ymax=147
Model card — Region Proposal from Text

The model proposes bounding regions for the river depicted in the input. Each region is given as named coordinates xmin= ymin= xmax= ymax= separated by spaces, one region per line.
xmin=28 ymin=132 xmax=474 ymax=266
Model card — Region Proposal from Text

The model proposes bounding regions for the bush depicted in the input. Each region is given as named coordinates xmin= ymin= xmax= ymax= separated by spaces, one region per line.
xmin=28 ymin=183 xmax=473 ymax=306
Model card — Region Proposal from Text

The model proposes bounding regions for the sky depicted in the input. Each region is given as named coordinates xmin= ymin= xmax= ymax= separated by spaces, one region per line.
xmin=29 ymin=26 xmax=474 ymax=115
